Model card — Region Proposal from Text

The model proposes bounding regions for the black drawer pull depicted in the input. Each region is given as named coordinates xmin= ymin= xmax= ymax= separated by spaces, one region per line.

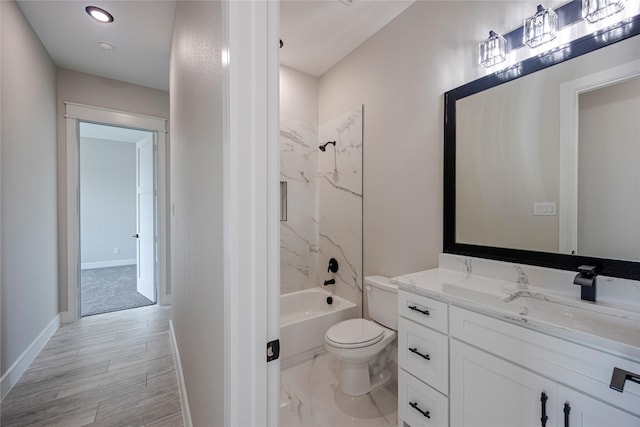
xmin=409 ymin=401 xmax=430 ymax=418
xmin=610 ymin=367 xmax=640 ymax=392
xmin=564 ymin=402 xmax=571 ymax=427
xmin=409 ymin=347 xmax=430 ymax=360
xmin=540 ymin=392 xmax=548 ymax=427
xmin=408 ymin=305 xmax=430 ymax=316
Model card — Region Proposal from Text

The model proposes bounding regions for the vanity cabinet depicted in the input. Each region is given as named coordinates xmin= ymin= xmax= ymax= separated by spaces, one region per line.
xmin=557 ymin=385 xmax=640 ymax=427
xmin=398 ymin=289 xmax=640 ymax=427
xmin=450 ymin=339 xmax=558 ymax=427
xmin=398 ymin=290 xmax=449 ymax=426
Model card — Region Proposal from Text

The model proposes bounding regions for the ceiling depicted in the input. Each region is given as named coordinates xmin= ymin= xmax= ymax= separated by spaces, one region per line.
xmin=279 ymin=0 xmax=414 ymax=76
xmin=17 ymin=0 xmax=414 ymax=91
xmin=17 ymin=1 xmax=177 ymax=91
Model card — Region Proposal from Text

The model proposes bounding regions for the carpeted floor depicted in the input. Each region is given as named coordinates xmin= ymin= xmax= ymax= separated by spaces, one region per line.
xmin=81 ymin=265 xmax=154 ymax=317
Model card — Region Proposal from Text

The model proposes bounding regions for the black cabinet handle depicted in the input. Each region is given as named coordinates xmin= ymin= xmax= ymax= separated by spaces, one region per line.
xmin=409 ymin=347 xmax=430 ymax=360
xmin=409 ymin=401 xmax=430 ymax=418
xmin=408 ymin=305 xmax=430 ymax=316
xmin=132 ymin=233 xmax=139 ymax=238
xmin=540 ymin=392 xmax=548 ymax=427
xmin=564 ymin=402 xmax=571 ymax=427
xmin=610 ymin=367 xmax=640 ymax=392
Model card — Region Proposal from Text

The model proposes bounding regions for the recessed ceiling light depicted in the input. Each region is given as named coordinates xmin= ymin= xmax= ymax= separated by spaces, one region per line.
xmin=98 ymin=41 xmax=113 ymax=51
xmin=85 ymin=6 xmax=114 ymax=23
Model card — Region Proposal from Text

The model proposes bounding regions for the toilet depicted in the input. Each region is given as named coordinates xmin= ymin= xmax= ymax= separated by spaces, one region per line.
xmin=324 ymin=275 xmax=397 ymax=396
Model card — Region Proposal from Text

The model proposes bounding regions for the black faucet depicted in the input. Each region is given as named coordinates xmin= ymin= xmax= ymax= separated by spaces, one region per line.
xmin=323 ymin=279 xmax=335 ymax=286
xmin=573 ymin=265 xmax=597 ymax=302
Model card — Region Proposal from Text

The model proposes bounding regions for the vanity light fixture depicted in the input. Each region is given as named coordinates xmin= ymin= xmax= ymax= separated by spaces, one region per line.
xmin=85 ymin=6 xmax=114 ymax=23
xmin=479 ymin=30 xmax=507 ymax=68
xmin=582 ymin=0 xmax=626 ymax=23
xmin=523 ymin=4 xmax=558 ymax=48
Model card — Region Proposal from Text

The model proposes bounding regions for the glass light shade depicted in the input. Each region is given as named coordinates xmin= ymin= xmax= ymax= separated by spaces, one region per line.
xmin=582 ymin=0 xmax=626 ymax=23
xmin=479 ymin=31 xmax=507 ymax=67
xmin=524 ymin=5 xmax=558 ymax=48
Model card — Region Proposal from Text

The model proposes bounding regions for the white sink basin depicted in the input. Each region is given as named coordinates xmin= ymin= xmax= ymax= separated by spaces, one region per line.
xmin=506 ymin=292 xmax=640 ymax=346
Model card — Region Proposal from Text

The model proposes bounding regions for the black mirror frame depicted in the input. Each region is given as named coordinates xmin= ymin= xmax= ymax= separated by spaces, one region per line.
xmin=443 ymin=14 xmax=640 ymax=281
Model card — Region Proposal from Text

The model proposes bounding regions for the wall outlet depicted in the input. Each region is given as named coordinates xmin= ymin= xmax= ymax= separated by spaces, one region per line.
xmin=533 ymin=202 xmax=556 ymax=216
xmin=113 ymin=248 xmax=120 ymax=254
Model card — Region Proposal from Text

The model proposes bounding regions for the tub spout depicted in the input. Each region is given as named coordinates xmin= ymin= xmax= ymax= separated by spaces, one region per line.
xmin=324 ymin=279 xmax=335 ymax=286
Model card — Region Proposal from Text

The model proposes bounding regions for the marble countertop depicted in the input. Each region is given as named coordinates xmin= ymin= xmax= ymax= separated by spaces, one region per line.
xmin=392 ymin=268 xmax=640 ymax=361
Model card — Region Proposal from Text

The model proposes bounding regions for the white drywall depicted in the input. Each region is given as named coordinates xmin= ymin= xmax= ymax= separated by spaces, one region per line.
xmin=1 ymin=0 xmax=59 ymax=377
xmin=80 ymin=137 xmax=137 ymax=267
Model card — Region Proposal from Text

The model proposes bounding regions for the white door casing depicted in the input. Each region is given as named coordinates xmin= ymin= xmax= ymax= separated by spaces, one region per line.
xmin=64 ymin=103 xmax=168 ymax=323
xmin=136 ymin=134 xmax=155 ymax=302
xmin=223 ymin=0 xmax=280 ymax=425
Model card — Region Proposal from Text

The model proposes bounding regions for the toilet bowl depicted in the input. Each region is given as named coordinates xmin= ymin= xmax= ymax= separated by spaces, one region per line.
xmin=324 ymin=276 xmax=398 ymax=396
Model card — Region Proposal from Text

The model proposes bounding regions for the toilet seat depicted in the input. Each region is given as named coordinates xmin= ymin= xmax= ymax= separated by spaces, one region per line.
xmin=325 ymin=319 xmax=384 ymax=349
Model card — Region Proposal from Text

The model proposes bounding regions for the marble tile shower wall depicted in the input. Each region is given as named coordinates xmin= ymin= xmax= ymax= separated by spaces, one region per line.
xmin=280 ymin=118 xmax=320 ymax=294
xmin=319 ymin=106 xmax=363 ymax=315
xmin=280 ymin=107 xmax=363 ymax=314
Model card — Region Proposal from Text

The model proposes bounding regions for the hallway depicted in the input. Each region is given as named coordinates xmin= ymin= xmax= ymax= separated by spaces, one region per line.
xmin=0 ymin=305 xmax=182 ymax=426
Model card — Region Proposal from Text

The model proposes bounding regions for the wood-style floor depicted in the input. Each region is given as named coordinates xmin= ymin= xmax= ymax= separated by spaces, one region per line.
xmin=1 ymin=305 xmax=183 ymax=427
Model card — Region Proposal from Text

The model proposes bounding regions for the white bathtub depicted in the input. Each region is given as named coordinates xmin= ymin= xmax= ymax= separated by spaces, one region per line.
xmin=280 ymin=288 xmax=358 ymax=368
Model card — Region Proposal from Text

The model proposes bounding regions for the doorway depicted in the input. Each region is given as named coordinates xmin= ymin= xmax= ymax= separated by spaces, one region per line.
xmin=79 ymin=122 xmax=156 ymax=316
xmin=63 ymin=102 xmax=168 ymax=323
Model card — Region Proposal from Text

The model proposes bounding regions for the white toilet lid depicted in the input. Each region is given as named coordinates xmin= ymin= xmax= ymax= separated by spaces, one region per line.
xmin=326 ymin=319 xmax=384 ymax=349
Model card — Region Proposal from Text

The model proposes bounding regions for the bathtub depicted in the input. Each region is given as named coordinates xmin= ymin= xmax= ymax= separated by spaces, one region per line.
xmin=280 ymin=288 xmax=358 ymax=368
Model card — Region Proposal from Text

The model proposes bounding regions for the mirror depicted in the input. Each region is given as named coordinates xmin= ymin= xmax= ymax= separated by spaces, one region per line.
xmin=444 ymin=13 xmax=640 ymax=280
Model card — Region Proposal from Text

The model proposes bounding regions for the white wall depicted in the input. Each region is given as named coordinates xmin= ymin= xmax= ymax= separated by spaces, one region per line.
xmin=280 ymin=65 xmax=318 ymax=126
xmin=80 ymin=137 xmax=136 ymax=266
xmin=170 ymin=1 xmax=225 ymax=425
xmin=1 ymin=0 xmax=58 ymax=375
xmin=57 ymin=69 xmax=170 ymax=308
xmin=318 ymin=1 xmax=582 ymax=277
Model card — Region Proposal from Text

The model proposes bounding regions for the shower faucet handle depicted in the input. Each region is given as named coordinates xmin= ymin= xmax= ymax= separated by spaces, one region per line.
xmin=328 ymin=258 xmax=339 ymax=273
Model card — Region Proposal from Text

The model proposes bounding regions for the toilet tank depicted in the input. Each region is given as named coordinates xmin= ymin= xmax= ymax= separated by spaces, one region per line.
xmin=365 ymin=275 xmax=398 ymax=330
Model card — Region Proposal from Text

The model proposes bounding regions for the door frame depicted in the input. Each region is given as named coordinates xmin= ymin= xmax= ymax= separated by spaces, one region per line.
xmin=223 ymin=0 xmax=280 ymax=425
xmin=63 ymin=102 xmax=168 ymax=322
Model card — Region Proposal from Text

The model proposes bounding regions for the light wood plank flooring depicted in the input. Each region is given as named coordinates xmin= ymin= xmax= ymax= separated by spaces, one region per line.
xmin=1 ymin=305 xmax=183 ymax=427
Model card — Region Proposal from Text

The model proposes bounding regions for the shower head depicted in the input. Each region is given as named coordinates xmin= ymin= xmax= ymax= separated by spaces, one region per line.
xmin=319 ymin=141 xmax=336 ymax=152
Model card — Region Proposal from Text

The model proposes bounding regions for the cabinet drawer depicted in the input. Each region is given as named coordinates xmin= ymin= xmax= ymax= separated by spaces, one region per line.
xmin=399 ymin=290 xmax=448 ymax=333
xmin=399 ymin=369 xmax=448 ymax=427
xmin=399 ymin=317 xmax=449 ymax=395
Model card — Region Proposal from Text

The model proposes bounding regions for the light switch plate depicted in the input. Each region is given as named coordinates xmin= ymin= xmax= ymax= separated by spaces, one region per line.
xmin=534 ymin=202 xmax=556 ymax=216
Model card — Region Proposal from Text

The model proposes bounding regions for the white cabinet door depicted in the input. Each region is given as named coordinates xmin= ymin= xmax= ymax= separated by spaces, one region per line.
xmin=451 ymin=339 xmax=558 ymax=427
xmin=558 ymin=385 xmax=640 ymax=427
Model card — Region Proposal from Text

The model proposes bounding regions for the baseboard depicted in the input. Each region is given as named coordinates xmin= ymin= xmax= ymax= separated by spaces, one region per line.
xmin=169 ymin=320 xmax=192 ymax=427
xmin=1 ymin=313 xmax=60 ymax=401
xmin=60 ymin=310 xmax=76 ymax=324
xmin=81 ymin=259 xmax=136 ymax=270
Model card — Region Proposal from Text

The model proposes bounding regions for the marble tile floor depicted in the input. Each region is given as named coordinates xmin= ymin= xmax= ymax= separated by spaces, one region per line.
xmin=280 ymin=354 xmax=398 ymax=427
xmin=1 ymin=305 xmax=183 ymax=427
